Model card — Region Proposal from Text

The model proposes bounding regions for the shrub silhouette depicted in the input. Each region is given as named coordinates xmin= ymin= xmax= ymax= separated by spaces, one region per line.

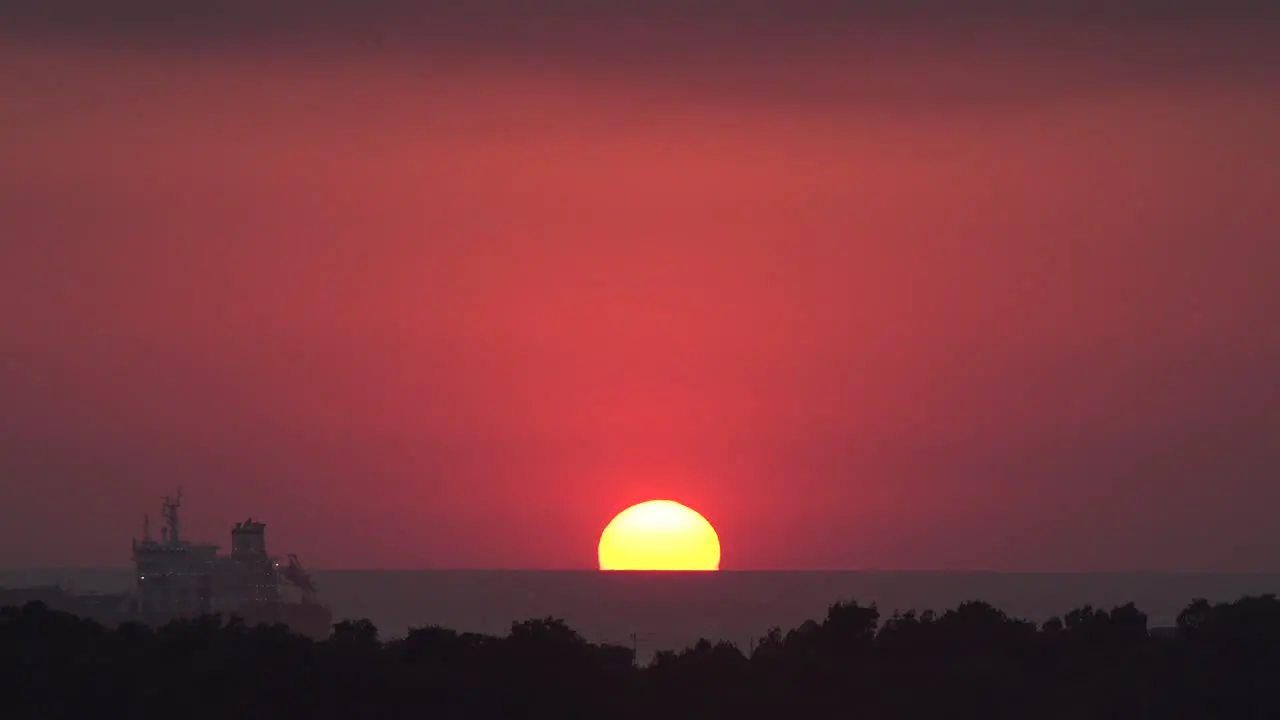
xmin=4 ymin=594 xmax=1280 ymax=719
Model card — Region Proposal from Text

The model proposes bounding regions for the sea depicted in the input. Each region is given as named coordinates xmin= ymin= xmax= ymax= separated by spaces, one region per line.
xmin=3 ymin=569 xmax=1277 ymax=660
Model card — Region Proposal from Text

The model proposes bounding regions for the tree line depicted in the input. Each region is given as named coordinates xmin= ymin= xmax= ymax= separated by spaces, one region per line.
xmin=2 ymin=594 xmax=1278 ymax=719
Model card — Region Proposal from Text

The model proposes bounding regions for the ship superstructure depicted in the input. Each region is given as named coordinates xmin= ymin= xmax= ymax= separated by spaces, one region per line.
xmin=132 ymin=492 xmax=219 ymax=615
xmin=128 ymin=491 xmax=332 ymax=638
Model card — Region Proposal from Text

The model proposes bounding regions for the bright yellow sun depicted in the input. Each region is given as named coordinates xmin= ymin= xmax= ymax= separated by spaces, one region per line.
xmin=598 ymin=500 xmax=721 ymax=571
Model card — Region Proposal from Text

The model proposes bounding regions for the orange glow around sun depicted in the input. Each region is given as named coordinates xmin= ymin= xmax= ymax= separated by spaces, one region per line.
xmin=598 ymin=500 xmax=721 ymax=571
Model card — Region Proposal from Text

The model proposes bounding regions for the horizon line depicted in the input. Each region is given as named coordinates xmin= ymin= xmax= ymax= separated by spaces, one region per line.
xmin=4 ymin=566 xmax=1280 ymax=576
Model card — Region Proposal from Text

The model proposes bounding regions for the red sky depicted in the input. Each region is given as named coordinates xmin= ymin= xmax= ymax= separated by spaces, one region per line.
xmin=2 ymin=1 xmax=1279 ymax=570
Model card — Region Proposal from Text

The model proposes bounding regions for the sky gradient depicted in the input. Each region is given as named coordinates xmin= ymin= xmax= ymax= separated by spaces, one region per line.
xmin=2 ymin=1 xmax=1279 ymax=570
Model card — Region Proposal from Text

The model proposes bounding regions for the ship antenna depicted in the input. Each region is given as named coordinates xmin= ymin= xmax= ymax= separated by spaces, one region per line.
xmin=161 ymin=489 xmax=182 ymax=545
xmin=142 ymin=514 xmax=151 ymax=543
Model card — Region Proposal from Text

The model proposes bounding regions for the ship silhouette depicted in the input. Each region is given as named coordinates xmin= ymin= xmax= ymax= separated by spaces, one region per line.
xmin=2 ymin=491 xmax=333 ymax=640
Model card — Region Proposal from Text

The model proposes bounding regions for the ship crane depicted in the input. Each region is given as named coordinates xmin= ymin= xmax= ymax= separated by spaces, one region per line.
xmin=279 ymin=553 xmax=318 ymax=604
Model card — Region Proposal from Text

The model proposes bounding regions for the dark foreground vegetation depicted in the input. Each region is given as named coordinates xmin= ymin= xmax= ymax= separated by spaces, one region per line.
xmin=4 ymin=595 xmax=1280 ymax=719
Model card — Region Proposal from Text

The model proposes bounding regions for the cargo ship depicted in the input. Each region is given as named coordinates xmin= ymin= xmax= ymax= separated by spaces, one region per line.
xmin=1 ymin=492 xmax=334 ymax=640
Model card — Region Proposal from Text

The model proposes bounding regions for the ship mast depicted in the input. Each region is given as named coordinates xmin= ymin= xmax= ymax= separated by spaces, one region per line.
xmin=161 ymin=490 xmax=182 ymax=545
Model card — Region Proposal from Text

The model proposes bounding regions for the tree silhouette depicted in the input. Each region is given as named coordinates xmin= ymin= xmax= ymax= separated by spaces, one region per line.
xmin=5 ymin=594 xmax=1280 ymax=719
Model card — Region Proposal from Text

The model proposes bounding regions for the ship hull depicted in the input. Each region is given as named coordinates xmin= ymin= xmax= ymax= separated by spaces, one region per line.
xmin=231 ymin=601 xmax=334 ymax=641
xmin=135 ymin=602 xmax=334 ymax=641
xmin=3 ymin=586 xmax=332 ymax=641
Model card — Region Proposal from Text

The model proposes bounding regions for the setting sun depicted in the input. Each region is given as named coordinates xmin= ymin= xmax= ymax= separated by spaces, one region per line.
xmin=598 ymin=500 xmax=721 ymax=571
